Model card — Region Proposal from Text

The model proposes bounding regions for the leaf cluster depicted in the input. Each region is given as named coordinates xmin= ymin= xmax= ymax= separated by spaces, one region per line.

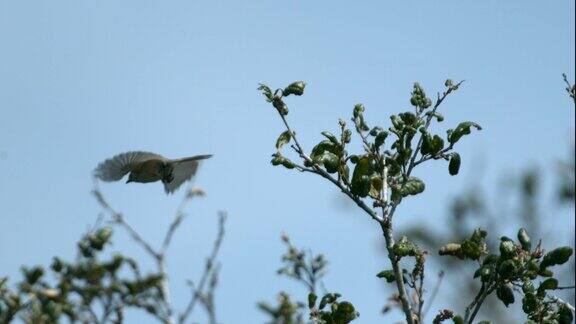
xmin=260 ymin=80 xmax=480 ymax=207
xmin=439 ymin=228 xmax=574 ymax=323
xmin=259 ymin=235 xmax=358 ymax=324
xmin=0 ymin=228 xmax=166 ymax=323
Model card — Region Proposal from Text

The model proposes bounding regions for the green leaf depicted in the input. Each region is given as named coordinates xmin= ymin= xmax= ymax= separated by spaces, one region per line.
xmin=522 ymin=280 xmax=534 ymax=294
xmin=321 ymin=131 xmax=340 ymax=145
xmin=538 ymin=278 xmax=558 ymax=293
xmin=282 ymin=81 xmax=306 ymax=96
xmin=448 ymin=121 xmax=482 ymax=144
xmin=374 ymin=131 xmax=388 ymax=149
xmin=319 ymin=293 xmax=340 ymax=310
xmin=499 ymin=239 xmax=516 ymax=259
xmin=308 ymin=292 xmax=317 ymax=309
xmin=538 ymin=268 xmax=554 ymax=277
xmin=522 ymin=293 xmax=538 ymax=314
xmin=350 ymin=156 xmax=376 ymax=197
xmin=22 ymin=266 xmax=44 ymax=285
xmin=342 ymin=129 xmax=352 ymax=143
xmin=449 ymin=153 xmax=461 ymax=176
xmin=352 ymin=104 xmax=369 ymax=132
xmin=482 ymin=254 xmax=499 ymax=265
xmin=369 ymin=175 xmax=383 ymax=198
xmin=540 ymin=246 xmax=573 ymax=269
xmin=393 ymin=236 xmax=418 ymax=257
xmin=51 ymin=257 xmax=64 ymax=272
xmin=271 ymin=156 xmax=295 ymax=169
xmin=276 ymin=131 xmax=292 ymax=150
xmin=558 ymin=304 xmax=574 ymax=324
xmin=517 ymin=228 xmax=531 ymax=251
xmin=258 ymin=83 xmax=273 ymax=102
xmin=401 ymin=177 xmax=425 ymax=197
xmin=390 ymin=115 xmax=404 ymax=131
xmin=385 ymin=157 xmax=401 ymax=176
xmin=376 ymin=270 xmax=395 ymax=283
xmin=473 ymin=266 xmax=492 ymax=282
xmin=498 ymin=259 xmax=517 ymax=279
xmin=421 ymin=134 xmax=445 ymax=156
xmin=369 ymin=127 xmax=383 ymax=136
xmin=496 ymin=283 xmax=515 ymax=307
xmin=470 ymin=228 xmax=487 ymax=244
xmin=272 ymin=97 xmax=289 ymax=115
xmin=353 ymin=104 xmax=364 ymax=118
xmin=316 ymin=152 xmax=340 ymax=173
xmin=461 ymin=240 xmax=482 ymax=260
xmin=332 ymin=301 xmax=358 ymax=323
xmin=410 ymin=82 xmax=432 ymax=109
xmin=311 ymin=140 xmax=339 ymax=161
xmin=338 ymin=164 xmax=350 ymax=183
xmin=399 ymin=112 xmax=418 ymax=126
xmin=421 ymin=134 xmax=432 ymax=155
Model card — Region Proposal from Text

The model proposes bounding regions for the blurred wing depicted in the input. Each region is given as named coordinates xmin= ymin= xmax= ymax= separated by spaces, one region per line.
xmin=163 ymin=160 xmax=201 ymax=194
xmin=171 ymin=154 xmax=212 ymax=163
xmin=94 ymin=151 xmax=166 ymax=182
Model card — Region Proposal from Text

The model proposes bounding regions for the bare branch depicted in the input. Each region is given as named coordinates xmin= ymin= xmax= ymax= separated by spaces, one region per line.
xmin=423 ymin=271 xmax=445 ymax=317
xmin=92 ymin=186 xmax=159 ymax=260
xmin=162 ymin=187 xmax=206 ymax=254
xmin=179 ymin=212 xmax=227 ymax=324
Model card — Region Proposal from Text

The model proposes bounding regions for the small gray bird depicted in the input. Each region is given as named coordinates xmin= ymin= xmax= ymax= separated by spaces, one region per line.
xmin=94 ymin=151 xmax=212 ymax=194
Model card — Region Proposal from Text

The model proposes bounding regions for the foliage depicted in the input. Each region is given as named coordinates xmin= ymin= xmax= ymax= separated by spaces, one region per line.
xmin=259 ymin=78 xmax=575 ymax=324
xmin=0 ymin=227 xmax=165 ymax=323
xmin=259 ymin=235 xmax=359 ymax=324
xmin=439 ymin=227 xmax=573 ymax=323
xmin=0 ymin=187 xmax=226 ymax=324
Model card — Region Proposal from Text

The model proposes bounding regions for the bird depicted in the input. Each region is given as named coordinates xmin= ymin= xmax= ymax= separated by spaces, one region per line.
xmin=94 ymin=151 xmax=212 ymax=194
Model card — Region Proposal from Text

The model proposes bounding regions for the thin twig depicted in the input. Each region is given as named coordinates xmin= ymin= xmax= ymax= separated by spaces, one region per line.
xmin=162 ymin=187 xmax=205 ymax=254
xmin=556 ymin=285 xmax=576 ymax=290
xmin=463 ymin=282 xmax=496 ymax=324
xmin=92 ymin=187 xmax=160 ymax=260
xmin=198 ymin=264 xmax=221 ymax=324
xmin=179 ymin=212 xmax=227 ymax=324
xmin=93 ymin=180 xmax=197 ymax=324
xmin=416 ymin=270 xmax=425 ymax=321
xmin=423 ymin=271 xmax=445 ymax=317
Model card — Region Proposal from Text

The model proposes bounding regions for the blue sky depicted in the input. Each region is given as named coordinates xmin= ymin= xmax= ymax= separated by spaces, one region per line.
xmin=0 ymin=1 xmax=574 ymax=322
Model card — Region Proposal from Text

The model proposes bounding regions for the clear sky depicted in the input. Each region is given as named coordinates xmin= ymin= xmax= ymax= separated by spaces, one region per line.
xmin=0 ymin=1 xmax=574 ymax=323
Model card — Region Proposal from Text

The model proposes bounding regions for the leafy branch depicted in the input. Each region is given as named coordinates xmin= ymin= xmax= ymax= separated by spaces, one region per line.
xmin=439 ymin=228 xmax=574 ymax=324
xmin=259 ymin=234 xmax=359 ymax=324
xmin=259 ymin=79 xmax=479 ymax=323
xmin=93 ymin=182 xmax=226 ymax=324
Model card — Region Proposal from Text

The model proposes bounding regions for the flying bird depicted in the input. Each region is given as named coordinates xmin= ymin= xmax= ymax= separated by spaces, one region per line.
xmin=94 ymin=151 xmax=212 ymax=194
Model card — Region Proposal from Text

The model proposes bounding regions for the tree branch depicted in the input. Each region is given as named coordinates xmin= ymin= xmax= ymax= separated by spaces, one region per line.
xmin=463 ymin=282 xmax=496 ymax=324
xmin=179 ymin=212 xmax=227 ymax=324
xmin=93 ymin=181 xmax=211 ymax=324
xmin=423 ymin=271 xmax=445 ymax=317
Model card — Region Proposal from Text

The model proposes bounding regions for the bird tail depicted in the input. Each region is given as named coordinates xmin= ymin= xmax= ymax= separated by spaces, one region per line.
xmin=172 ymin=154 xmax=213 ymax=163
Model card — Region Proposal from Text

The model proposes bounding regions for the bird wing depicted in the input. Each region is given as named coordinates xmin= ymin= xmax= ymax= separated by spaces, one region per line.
xmin=94 ymin=151 xmax=166 ymax=182
xmin=163 ymin=155 xmax=212 ymax=193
